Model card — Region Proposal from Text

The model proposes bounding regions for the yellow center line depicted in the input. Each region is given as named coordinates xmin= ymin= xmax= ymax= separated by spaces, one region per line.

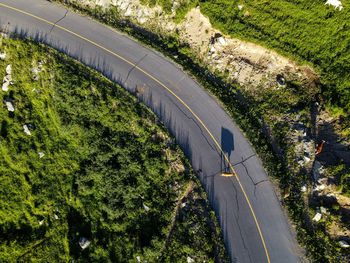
xmin=0 ymin=3 xmax=270 ymax=262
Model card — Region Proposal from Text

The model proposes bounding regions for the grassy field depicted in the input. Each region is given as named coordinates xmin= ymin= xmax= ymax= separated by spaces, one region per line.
xmin=0 ymin=37 xmax=228 ymax=262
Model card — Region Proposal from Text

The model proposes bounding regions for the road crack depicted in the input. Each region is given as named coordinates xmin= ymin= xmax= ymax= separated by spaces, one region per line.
xmin=49 ymin=9 xmax=68 ymax=33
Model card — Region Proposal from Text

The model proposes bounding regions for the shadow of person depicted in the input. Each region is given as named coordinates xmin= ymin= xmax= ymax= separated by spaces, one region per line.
xmin=221 ymin=127 xmax=234 ymax=174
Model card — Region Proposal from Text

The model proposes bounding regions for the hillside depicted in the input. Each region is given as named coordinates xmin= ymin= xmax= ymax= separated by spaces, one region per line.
xmin=51 ymin=0 xmax=350 ymax=261
xmin=0 ymin=37 xmax=228 ymax=262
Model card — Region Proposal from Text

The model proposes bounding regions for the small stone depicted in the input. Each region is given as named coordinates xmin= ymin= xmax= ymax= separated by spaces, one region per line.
xmin=325 ymin=0 xmax=343 ymax=11
xmin=5 ymin=64 xmax=12 ymax=75
xmin=32 ymin=67 xmax=39 ymax=75
xmin=187 ymin=257 xmax=194 ymax=263
xmin=181 ymin=202 xmax=187 ymax=208
xmin=301 ymin=185 xmax=307 ymax=192
xmin=318 ymin=184 xmax=326 ymax=191
xmin=297 ymin=160 xmax=304 ymax=166
xmin=217 ymin=37 xmax=227 ymax=46
xmin=5 ymin=101 xmax=14 ymax=112
xmin=0 ymin=52 xmax=6 ymax=60
xmin=39 ymin=152 xmax=45 ymax=158
xmin=313 ymin=161 xmax=324 ymax=180
xmin=312 ymin=212 xmax=322 ymax=222
xmin=79 ymin=237 xmax=91 ymax=250
xmin=54 ymin=214 xmax=59 ymax=220
xmin=23 ymin=124 xmax=31 ymax=135
xmin=143 ymin=203 xmax=150 ymax=212
xmin=304 ymin=156 xmax=311 ymax=163
xmin=339 ymin=240 xmax=350 ymax=248
xmin=136 ymin=256 xmax=141 ymax=262
xmin=320 ymin=206 xmax=327 ymax=214
xmin=238 ymin=5 xmax=244 ymax=10
xmin=39 ymin=220 xmax=44 ymax=226
xmin=2 ymin=79 xmax=9 ymax=91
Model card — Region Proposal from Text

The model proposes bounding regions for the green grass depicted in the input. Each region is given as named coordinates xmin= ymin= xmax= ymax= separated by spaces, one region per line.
xmin=0 ymin=37 xmax=228 ymax=262
xmin=34 ymin=0 xmax=350 ymax=261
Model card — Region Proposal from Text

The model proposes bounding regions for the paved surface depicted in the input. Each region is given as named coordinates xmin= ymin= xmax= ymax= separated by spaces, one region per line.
xmin=0 ymin=1 xmax=302 ymax=262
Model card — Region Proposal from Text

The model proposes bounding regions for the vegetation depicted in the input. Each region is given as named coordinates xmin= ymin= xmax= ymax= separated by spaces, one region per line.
xmin=0 ymin=37 xmax=228 ymax=262
xmin=142 ymin=0 xmax=350 ymax=132
xmin=32 ymin=0 xmax=350 ymax=261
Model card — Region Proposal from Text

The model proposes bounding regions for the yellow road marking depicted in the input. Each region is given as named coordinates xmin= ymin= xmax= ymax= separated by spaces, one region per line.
xmin=0 ymin=3 xmax=270 ymax=262
xmin=221 ymin=173 xmax=235 ymax=177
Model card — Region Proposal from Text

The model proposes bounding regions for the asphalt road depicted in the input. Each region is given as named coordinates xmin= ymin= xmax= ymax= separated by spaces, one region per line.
xmin=0 ymin=1 xmax=302 ymax=262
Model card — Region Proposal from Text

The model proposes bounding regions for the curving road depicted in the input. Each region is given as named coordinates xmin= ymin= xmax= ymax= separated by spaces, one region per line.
xmin=0 ymin=0 xmax=302 ymax=262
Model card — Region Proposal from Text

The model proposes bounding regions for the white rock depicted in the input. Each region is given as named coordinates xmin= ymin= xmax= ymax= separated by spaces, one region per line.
xmin=39 ymin=152 xmax=45 ymax=158
xmin=2 ymin=77 xmax=10 ymax=91
xmin=313 ymin=161 xmax=324 ymax=180
xmin=2 ymin=81 xmax=9 ymax=92
xmin=217 ymin=37 xmax=227 ymax=46
xmin=181 ymin=202 xmax=187 ymax=208
xmin=5 ymin=64 xmax=12 ymax=75
xmin=79 ymin=237 xmax=91 ymax=250
xmin=187 ymin=257 xmax=194 ymax=263
xmin=32 ymin=67 xmax=39 ymax=75
xmin=318 ymin=184 xmax=326 ymax=191
xmin=304 ymin=156 xmax=311 ymax=163
xmin=136 ymin=256 xmax=141 ymax=262
xmin=325 ymin=0 xmax=343 ymax=10
xmin=54 ymin=214 xmax=59 ymax=220
xmin=238 ymin=5 xmax=244 ymax=10
xmin=5 ymin=101 xmax=14 ymax=112
xmin=297 ymin=160 xmax=304 ymax=166
xmin=301 ymin=185 xmax=307 ymax=192
xmin=314 ymin=184 xmax=326 ymax=192
xmin=312 ymin=212 xmax=322 ymax=222
xmin=143 ymin=203 xmax=150 ymax=212
xmin=39 ymin=220 xmax=44 ymax=226
xmin=0 ymin=52 xmax=6 ymax=60
xmin=339 ymin=240 xmax=350 ymax=248
xmin=23 ymin=124 xmax=31 ymax=135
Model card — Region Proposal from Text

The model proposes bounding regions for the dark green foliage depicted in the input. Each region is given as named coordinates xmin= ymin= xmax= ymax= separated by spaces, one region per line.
xmin=0 ymin=38 xmax=228 ymax=262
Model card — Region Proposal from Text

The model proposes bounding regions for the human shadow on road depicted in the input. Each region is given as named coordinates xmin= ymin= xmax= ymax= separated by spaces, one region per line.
xmin=221 ymin=127 xmax=234 ymax=174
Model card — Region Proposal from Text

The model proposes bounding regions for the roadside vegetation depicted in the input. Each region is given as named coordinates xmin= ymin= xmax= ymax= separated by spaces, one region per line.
xmin=143 ymin=0 xmax=350 ymax=132
xmin=35 ymin=0 xmax=350 ymax=261
xmin=0 ymin=37 xmax=228 ymax=262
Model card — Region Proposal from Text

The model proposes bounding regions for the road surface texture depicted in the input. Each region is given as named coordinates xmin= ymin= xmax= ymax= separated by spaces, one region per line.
xmin=0 ymin=1 xmax=302 ymax=262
